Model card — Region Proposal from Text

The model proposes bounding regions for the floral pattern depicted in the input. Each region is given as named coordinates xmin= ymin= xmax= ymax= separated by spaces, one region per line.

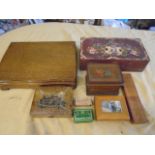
xmin=86 ymin=44 xmax=140 ymax=58
xmin=80 ymin=38 xmax=148 ymax=61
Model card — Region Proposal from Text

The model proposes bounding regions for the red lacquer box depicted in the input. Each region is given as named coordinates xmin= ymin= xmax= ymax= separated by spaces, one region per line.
xmin=80 ymin=37 xmax=150 ymax=71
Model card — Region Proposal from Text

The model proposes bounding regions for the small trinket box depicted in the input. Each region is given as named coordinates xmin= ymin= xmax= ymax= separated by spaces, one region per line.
xmin=95 ymin=95 xmax=130 ymax=121
xmin=30 ymin=87 xmax=73 ymax=117
xmin=73 ymin=108 xmax=93 ymax=123
xmin=86 ymin=63 xmax=123 ymax=95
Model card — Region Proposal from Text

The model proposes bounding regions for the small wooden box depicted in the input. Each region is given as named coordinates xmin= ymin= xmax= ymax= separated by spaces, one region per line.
xmin=86 ymin=63 xmax=123 ymax=95
xmin=30 ymin=87 xmax=73 ymax=117
xmin=95 ymin=95 xmax=130 ymax=121
xmin=80 ymin=37 xmax=150 ymax=71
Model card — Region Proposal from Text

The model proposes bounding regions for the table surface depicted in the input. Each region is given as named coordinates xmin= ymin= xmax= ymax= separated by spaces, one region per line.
xmin=0 ymin=23 xmax=155 ymax=135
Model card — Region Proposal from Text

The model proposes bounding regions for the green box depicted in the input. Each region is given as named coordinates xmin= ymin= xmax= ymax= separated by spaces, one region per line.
xmin=73 ymin=109 xmax=93 ymax=123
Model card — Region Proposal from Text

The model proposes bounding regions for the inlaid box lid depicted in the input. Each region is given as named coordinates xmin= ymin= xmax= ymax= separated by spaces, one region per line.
xmin=80 ymin=37 xmax=150 ymax=71
xmin=80 ymin=37 xmax=149 ymax=61
xmin=87 ymin=63 xmax=123 ymax=84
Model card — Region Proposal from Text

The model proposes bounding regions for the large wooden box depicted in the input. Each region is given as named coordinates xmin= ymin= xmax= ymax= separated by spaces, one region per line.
xmin=0 ymin=42 xmax=77 ymax=89
xmin=86 ymin=63 xmax=123 ymax=95
xmin=80 ymin=38 xmax=150 ymax=71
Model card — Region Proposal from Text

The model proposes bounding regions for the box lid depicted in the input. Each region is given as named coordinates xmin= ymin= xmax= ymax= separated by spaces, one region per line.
xmin=87 ymin=63 xmax=123 ymax=84
xmin=80 ymin=37 xmax=150 ymax=61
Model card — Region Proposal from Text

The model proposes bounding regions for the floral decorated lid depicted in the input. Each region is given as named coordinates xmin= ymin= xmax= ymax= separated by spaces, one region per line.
xmin=87 ymin=63 xmax=123 ymax=84
xmin=80 ymin=37 xmax=149 ymax=61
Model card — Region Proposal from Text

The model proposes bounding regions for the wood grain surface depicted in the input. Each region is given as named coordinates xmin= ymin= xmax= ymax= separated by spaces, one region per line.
xmin=123 ymin=73 xmax=148 ymax=123
xmin=86 ymin=63 xmax=123 ymax=95
xmin=95 ymin=95 xmax=130 ymax=121
xmin=0 ymin=42 xmax=77 ymax=88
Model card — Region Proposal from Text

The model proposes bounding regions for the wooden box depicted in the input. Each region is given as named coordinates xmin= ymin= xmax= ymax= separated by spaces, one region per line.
xmin=95 ymin=95 xmax=130 ymax=121
xmin=80 ymin=37 xmax=150 ymax=71
xmin=86 ymin=63 xmax=123 ymax=95
xmin=30 ymin=87 xmax=73 ymax=117
xmin=0 ymin=42 xmax=77 ymax=89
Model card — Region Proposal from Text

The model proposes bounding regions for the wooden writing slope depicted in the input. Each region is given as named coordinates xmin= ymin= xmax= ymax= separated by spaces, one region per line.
xmin=0 ymin=42 xmax=77 ymax=89
xmin=123 ymin=74 xmax=148 ymax=123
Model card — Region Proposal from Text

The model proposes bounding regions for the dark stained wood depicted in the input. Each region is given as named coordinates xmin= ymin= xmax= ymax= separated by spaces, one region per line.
xmin=123 ymin=73 xmax=148 ymax=123
xmin=86 ymin=63 xmax=123 ymax=95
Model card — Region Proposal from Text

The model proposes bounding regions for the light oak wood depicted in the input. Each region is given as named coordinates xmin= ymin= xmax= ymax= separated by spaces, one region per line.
xmin=95 ymin=95 xmax=130 ymax=121
xmin=0 ymin=42 xmax=77 ymax=89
